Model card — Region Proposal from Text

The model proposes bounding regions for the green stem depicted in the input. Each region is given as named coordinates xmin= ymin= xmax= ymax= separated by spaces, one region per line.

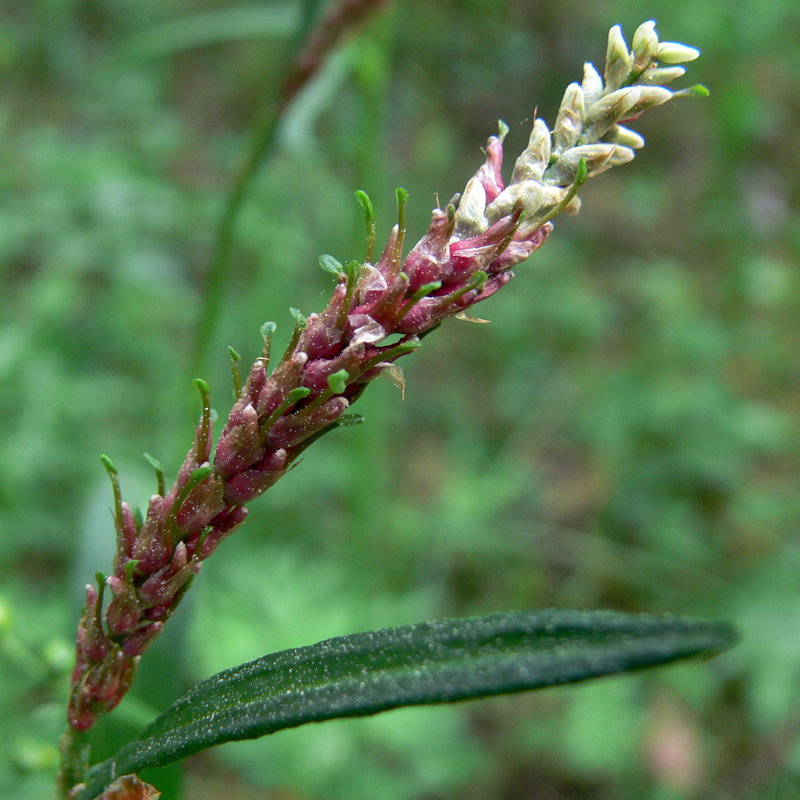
xmin=536 ymin=157 xmax=588 ymax=227
xmin=57 ymin=727 xmax=91 ymax=799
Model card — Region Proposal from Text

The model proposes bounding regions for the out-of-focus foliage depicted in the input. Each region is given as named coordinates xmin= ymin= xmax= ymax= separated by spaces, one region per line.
xmin=0 ymin=1 xmax=798 ymax=799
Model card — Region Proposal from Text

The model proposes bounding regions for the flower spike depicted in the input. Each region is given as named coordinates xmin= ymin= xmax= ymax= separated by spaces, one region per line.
xmin=66 ymin=20 xmax=704 ymax=734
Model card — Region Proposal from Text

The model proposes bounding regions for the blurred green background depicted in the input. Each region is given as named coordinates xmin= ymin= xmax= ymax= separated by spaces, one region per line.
xmin=1 ymin=0 xmax=799 ymax=798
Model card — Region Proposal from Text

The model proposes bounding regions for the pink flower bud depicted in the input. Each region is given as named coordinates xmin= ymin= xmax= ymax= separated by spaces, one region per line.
xmin=92 ymin=648 xmax=137 ymax=710
xmin=223 ymin=449 xmax=288 ymax=505
xmin=176 ymin=472 xmax=225 ymax=536
xmin=224 ymin=395 xmax=253 ymax=428
xmin=143 ymin=603 xmax=171 ymax=622
xmin=194 ymin=506 xmax=248 ymax=559
xmin=267 ymin=397 xmax=349 ymax=450
xmin=350 ymin=273 xmax=408 ymax=331
xmin=392 ymin=295 xmax=453 ymax=335
xmin=173 ymin=451 xmax=202 ymax=496
xmin=82 ymin=584 xmax=111 ymax=663
xmin=373 ymin=224 xmax=399 ymax=280
xmin=121 ymin=621 xmax=164 ymax=657
xmin=243 ymin=359 xmax=267 ymax=406
xmin=105 ymin=575 xmax=142 ymax=636
xmin=354 ymin=264 xmax=389 ymax=305
xmin=119 ymin=502 xmax=137 ymax=559
xmin=489 ymin=223 xmax=551 ymax=271
xmin=455 ymin=271 xmax=512 ymax=308
xmin=298 ymin=284 xmax=347 ymax=359
xmin=67 ymin=676 xmax=97 ymax=731
xmin=257 ymin=352 xmax=309 ymax=416
xmin=301 ymin=343 xmax=365 ymax=393
xmin=403 ymin=209 xmax=450 ymax=292
xmin=475 ymin=134 xmax=505 ymax=203
xmin=138 ymin=546 xmax=200 ymax=607
xmin=131 ymin=495 xmax=171 ymax=573
xmin=215 ymin=402 xmax=264 ymax=477
xmin=448 ymin=214 xmax=521 ymax=279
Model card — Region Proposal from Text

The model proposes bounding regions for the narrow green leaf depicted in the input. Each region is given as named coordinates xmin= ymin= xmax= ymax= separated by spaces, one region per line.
xmin=77 ymin=610 xmax=735 ymax=799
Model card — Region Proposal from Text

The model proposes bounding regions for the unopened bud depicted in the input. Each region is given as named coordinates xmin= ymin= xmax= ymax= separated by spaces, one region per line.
xmin=67 ymin=677 xmax=96 ymax=731
xmin=546 ymin=144 xmax=619 ymax=183
xmin=358 ymin=272 xmax=409 ymax=329
xmin=582 ymin=87 xmax=641 ymax=141
xmin=193 ymin=506 xmax=248 ymax=558
xmin=215 ymin=403 xmax=263 ymax=477
xmin=118 ymin=503 xmax=137 ymax=561
xmin=475 ymin=134 xmax=505 ymax=203
xmin=301 ymin=343 xmax=365 ymax=394
xmin=138 ymin=543 xmax=200 ymax=607
xmin=605 ymin=25 xmax=632 ymax=92
xmin=656 ymin=41 xmax=700 ymax=64
xmin=607 ymin=124 xmax=646 ymax=149
xmin=403 ymin=209 xmax=451 ymax=291
xmin=256 ymin=352 xmax=309 ymax=417
xmin=131 ymin=495 xmax=171 ymax=573
xmin=553 ymin=83 xmax=585 ymax=153
xmin=490 ymin=221 xmax=551 ymax=269
xmin=609 ymin=145 xmax=635 ymax=167
xmin=486 ymin=179 xmax=544 ymax=224
xmin=511 ymin=118 xmax=551 ymax=184
xmin=242 ymin=360 xmax=267 ymax=406
xmin=623 ymin=86 xmax=673 ymax=120
xmin=223 ymin=448 xmax=288 ymax=504
xmin=581 ymin=62 xmax=604 ymax=108
xmin=638 ymin=66 xmax=687 ymax=85
xmin=267 ymin=396 xmax=349 ymax=450
xmin=175 ymin=472 xmax=225 ymax=536
xmin=120 ymin=621 xmax=164 ymax=657
xmin=374 ymin=224 xmax=401 ymax=280
xmin=632 ymin=20 xmax=658 ymax=73
xmin=81 ymin=584 xmax=110 ymax=663
xmin=105 ymin=572 xmax=142 ymax=636
xmin=452 ymin=175 xmax=488 ymax=237
xmin=298 ymin=284 xmax=347 ymax=359
xmin=92 ymin=647 xmax=136 ymax=708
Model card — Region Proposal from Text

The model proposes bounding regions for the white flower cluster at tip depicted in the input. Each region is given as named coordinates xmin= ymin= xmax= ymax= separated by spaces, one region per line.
xmin=470 ymin=21 xmax=701 ymax=235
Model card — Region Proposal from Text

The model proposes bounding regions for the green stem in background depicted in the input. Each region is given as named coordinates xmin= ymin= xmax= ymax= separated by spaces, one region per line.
xmin=191 ymin=0 xmax=390 ymax=378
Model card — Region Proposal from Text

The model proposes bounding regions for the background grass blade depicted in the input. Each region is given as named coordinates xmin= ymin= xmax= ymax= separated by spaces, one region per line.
xmin=77 ymin=609 xmax=735 ymax=799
